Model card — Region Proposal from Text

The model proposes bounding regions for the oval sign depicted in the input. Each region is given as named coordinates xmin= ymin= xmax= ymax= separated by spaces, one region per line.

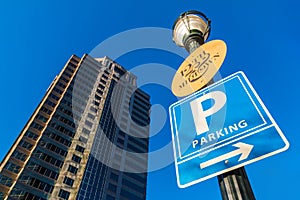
xmin=172 ymin=39 xmax=227 ymax=97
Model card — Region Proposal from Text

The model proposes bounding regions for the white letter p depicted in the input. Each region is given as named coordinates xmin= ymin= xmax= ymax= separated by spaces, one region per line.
xmin=190 ymin=91 xmax=226 ymax=135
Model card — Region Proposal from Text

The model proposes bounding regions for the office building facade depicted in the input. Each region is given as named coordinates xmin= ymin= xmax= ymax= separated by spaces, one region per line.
xmin=0 ymin=54 xmax=150 ymax=200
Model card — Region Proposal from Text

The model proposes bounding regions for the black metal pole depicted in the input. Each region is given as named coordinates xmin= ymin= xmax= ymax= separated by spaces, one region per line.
xmin=218 ymin=167 xmax=255 ymax=200
xmin=183 ymin=33 xmax=256 ymax=200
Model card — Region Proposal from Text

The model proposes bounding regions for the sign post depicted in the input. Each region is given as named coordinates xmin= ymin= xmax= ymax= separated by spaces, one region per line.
xmin=170 ymin=10 xmax=273 ymax=199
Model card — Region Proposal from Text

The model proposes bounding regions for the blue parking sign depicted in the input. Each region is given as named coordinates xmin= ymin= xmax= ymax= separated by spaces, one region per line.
xmin=169 ymin=71 xmax=289 ymax=188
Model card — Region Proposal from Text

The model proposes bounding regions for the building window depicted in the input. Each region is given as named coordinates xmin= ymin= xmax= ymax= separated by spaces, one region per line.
xmin=61 ymin=76 xmax=69 ymax=83
xmin=95 ymin=94 xmax=101 ymax=101
xmin=27 ymin=161 xmax=58 ymax=180
xmin=57 ymin=82 xmax=67 ymax=89
xmin=19 ymin=140 xmax=33 ymax=151
xmin=25 ymin=131 xmax=39 ymax=140
xmin=90 ymin=106 xmax=97 ymax=113
xmin=108 ymin=183 xmax=117 ymax=192
xmin=102 ymin=74 xmax=108 ymax=80
xmin=29 ymin=178 xmax=54 ymax=193
xmin=87 ymin=113 xmax=95 ymax=120
xmin=72 ymin=155 xmax=81 ymax=163
xmin=53 ymin=87 xmax=63 ymax=95
xmin=63 ymin=177 xmax=74 ymax=187
xmin=39 ymin=139 xmax=67 ymax=157
xmin=19 ymin=175 xmax=31 ymax=184
xmin=49 ymin=122 xmax=75 ymax=138
xmin=120 ymin=189 xmax=141 ymax=200
xmin=10 ymin=188 xmax=26 ymax=198
xmin=45 ymin=99 xmax=56 ymax=108
xmin=4 ymin=162 xmax=21 ymax=173
xmin=0 ymin=192 xmax=4 ymax=199
xmin=79 ymin=136 xmax=88 ymax=144
xmin=24 ymin=192 xmax=46 ymax=200
xmin=82 ymin=128 xmax=90 ymax=135
xmin=96 ymin=89 xmax=103 ymax=95
xmin=106 ymin=194 xmax=115 ymax=200
xmin=12 ymin=150 xmax=27 ymax=161
xmin=44 ymin=131 xmax=71 ymax=147
xmin=85 ymin=120 xmax=93 ymax=128
xmin=94 ymin=100 xmax=100 ymax=106
xmin=0 ymin=175 xmax=13 ymax=187
xmin=110 ymin=173 xmax=118 ymax=182
xmin=30 ymin=122 xmax=43 ymax=131
xmin=35 ymin=114 xmax=48 ymax=123
xmin=122 ymin=178 xmax=143 ymax=192
xmin=75 ymin=145 xmax=85 ymax=153
xmin=33 ymin=151 xmax=64 ymax=168
xmin=41 ymin=106 xmax=52 ymax=115
xmin=67 ymin=165 xmax=78 ymax=175
xmin=58 ymin=189 xmax=70 ymax=200
xmin=100 ymin=79 xmax=106 ymax=84
xmin=62 ymin=71 xmax=72 ymax=78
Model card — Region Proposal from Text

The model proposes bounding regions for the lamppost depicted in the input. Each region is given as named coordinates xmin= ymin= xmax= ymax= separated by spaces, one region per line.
xmin=172 ymin=10 xmax=211 ymax=53
xmin=172 ymin=10 xmax=256 ymax=200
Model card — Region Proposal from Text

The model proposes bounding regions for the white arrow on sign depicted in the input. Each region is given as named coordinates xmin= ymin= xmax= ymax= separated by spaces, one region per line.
xmin=200 ymin=142 xmax=254 ymax=169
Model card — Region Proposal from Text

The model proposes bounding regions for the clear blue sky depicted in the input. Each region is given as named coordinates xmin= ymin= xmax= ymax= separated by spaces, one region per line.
xmin=1 ymin=0 xmax=300 ymax=199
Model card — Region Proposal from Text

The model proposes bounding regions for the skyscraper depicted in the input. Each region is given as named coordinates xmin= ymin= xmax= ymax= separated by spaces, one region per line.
xmin=0 ymin=54 xmax=150 ymax=200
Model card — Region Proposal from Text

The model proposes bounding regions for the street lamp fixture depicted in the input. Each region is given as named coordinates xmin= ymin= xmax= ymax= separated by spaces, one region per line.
xmin=172 ymin=10 xmax=211 ymax=53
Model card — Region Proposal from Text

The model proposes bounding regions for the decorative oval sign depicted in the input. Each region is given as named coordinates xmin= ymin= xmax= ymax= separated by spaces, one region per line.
xmin=172 ymin=39 xmax=227 ymax=97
